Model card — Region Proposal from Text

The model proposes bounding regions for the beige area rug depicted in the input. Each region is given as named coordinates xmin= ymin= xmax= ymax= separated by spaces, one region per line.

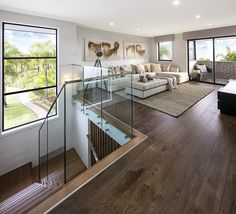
xmin=115 ymin=82 xmax=215 ymax=117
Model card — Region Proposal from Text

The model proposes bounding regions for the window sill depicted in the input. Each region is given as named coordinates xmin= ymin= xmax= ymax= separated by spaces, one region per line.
xmin=0 ymin=115 xmax=59 ymax=141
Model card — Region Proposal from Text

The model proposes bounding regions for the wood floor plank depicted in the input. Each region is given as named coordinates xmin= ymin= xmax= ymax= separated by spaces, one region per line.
xmin=47 ymin=83 xmax=236 ymax=214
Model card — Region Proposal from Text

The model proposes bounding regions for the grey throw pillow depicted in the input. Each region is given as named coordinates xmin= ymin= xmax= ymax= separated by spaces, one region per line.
xmin=195 ymin=64 xmax=207 ymax=73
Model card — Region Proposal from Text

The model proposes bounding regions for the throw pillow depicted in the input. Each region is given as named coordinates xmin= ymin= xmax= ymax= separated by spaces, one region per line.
xmin=108 ymin=66 xmax=116 ymax=75
xmin=120 ymin=65 xmax=131 ymax=77
xmin=195 ymin=64 xmax=207 ymax=73
xmin=162 ymin=64 xmax=171 ymax=72
xmin=169 ymin=66 xmax=180 ymax=73
xmin=151 ymin=63 xmax=162 ymax=72
xmin=120 ymin=65 xmax=130 ymax=72
xmin=134 ymin=64 xmax=145 ymax=74
xmin=144 ymin=63 xmax=152 ymax=72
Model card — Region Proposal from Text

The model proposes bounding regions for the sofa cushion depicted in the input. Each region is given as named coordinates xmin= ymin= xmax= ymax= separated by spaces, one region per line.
xmin=195 ymin=64 xmax=207 ymax=73
xmin=162 ymin=64 xmax=170 ymax=72
xmin=151 ymin=63 xmax=162 ymax=72
xmin=144 ymin=63 xmax=152 ymax=72
xmin=132 ymin=78 xmax=168 ymax=91
xmin=120 ymin=65 xmax=130 ymax=72
xmin=156 ymin=72 xmax=189 ymax=84
xmin=169 ymin=66 xmax=180 ymax=73
xmin=134 ymin=64 xmax=145 ymax=74
xmin=120 ymin=65 xmax=132 ymax=76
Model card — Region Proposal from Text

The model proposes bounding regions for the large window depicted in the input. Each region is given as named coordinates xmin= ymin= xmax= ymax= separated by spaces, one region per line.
xmin=2 ymin=23 xmax=57 ymax=131
xmin=158 ymin=41 xmax=173 ymax=61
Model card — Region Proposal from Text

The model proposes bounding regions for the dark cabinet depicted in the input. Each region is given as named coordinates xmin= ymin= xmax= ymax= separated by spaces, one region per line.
xmin=218 ymin=79 xmax=236 ymax=116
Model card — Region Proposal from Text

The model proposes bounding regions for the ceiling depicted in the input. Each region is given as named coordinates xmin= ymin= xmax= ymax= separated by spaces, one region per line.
xmin=0 ymin=0 xmax=236 ymax=37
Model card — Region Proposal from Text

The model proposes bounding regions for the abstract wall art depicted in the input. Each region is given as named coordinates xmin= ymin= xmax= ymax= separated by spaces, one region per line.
xmin=124 ymin=42 xmax=147 ymax=59
xmin=85 ymin=39 xmax=122 ymax=61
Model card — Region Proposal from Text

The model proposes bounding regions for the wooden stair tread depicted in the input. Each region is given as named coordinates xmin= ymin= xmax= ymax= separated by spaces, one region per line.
xmin=0 ymin=162 xmax=33 ymax=202
xmin=0 ymin=181 xmax=62 ymax=214
xmin=0 ymin=148 xmax=87 ymax=213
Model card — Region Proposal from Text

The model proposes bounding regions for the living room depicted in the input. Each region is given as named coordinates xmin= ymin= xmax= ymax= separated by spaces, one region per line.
xmin=0 ymin=0 xmax=236 ymax=213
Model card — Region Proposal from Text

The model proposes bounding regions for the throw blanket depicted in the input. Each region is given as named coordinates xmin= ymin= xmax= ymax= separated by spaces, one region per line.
xmin=154 ymin=74 xmax=177 ymax=90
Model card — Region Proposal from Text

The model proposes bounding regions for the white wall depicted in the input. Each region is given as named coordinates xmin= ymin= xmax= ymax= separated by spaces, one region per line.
xmin=0 ymin=10 xmax=78 ymax=175
xmin=71 ymin=107 xmax=90 ymax=167
xmin=77 ymin=26 xmax=150 ymax=67
xmin=149 ymin=33 xmax=187 ymax=72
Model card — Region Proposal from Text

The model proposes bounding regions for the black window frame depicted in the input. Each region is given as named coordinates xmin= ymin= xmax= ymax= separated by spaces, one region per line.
xmin=157 ymin=41 xmax=173 ymax=62
xmin=2 ymin=22 xmax=58 ymax=132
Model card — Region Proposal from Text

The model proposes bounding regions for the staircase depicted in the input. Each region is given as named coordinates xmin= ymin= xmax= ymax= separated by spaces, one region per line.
xmin=0 ymin=149 xmax=87 ymax=214
xmin=0 ymin=182 xmax=60 ymax=214
xmin=0 ymin=65 xmax=135 ymax=213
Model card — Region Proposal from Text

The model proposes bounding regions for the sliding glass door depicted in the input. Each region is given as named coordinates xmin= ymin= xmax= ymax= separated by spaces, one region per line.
xmin=188 ymin=39 xmax=214 ymax=83
xmin=215 ymin=37 xmax=236 ymax=84
xmin=188 ymin=36 xmax=236 ymax=85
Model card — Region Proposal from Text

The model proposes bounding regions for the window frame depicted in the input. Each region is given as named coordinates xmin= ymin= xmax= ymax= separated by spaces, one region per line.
xmin=158 ymin=41 xmax=173 ymax=61
xmin=2 ymin=22 xmax=58 ymax=132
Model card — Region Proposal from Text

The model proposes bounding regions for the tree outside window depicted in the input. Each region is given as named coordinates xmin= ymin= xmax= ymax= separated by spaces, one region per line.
xmin=158 ymin=41 xmax=173 ymax=61
xmin=2 ymin=23 xmax=57 ymax=131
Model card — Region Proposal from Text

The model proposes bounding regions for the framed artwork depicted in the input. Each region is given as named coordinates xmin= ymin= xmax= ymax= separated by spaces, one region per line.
xmin=124 ymin=42 xmax=147 ymax=59
xmin=85 ymin=39 xmax=122 ymax=61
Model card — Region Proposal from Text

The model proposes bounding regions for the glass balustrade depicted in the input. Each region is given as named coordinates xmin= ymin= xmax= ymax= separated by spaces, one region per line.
xmin=38 ymin=65 xmax=134 ymax=184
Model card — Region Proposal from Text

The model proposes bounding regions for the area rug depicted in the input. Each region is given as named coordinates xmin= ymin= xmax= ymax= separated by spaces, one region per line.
xmin=115 ymin=82 xmax=215 ymax=117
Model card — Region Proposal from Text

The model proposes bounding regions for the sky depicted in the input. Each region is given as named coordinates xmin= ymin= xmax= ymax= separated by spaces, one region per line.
xmin=5 ymin=30 xmax=56 ymax=54
xmin=196 ymin=38 xmax=236 ymax=61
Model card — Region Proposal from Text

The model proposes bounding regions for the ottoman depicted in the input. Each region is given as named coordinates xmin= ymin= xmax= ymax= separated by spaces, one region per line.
xmin=126 ymin=78 xmax=168 ymax=98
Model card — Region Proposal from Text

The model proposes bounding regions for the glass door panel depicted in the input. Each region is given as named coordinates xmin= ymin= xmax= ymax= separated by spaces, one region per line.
xmin=195 ymin=39 xmax=214 ymax=83
xmin=188 ymin=39 xmax=214 ymax=83
xmin=215 ymin=37 xmax=236 ymax=84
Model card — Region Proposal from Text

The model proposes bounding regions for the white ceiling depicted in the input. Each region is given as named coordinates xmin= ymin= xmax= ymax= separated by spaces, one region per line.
xmin=0 ymin=0 xmax=236 ymax=37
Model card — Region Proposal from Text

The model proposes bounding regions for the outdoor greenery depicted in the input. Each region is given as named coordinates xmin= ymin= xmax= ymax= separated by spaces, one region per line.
xmin=160 ymin=47 xmax=171 ymax=60
xmin=3 ymin=31 xmax=57 ymax=129
xmin=4 ymin=95 xmax=37 ymax=129
xmin=4 ymin=41 xmax=56 ymax=107
xmin=159 ymin=42 xmax=172 ymax=61
xmin=198 ymin=57 xmax=211 ymax=61
xmin=217 ymin=47 xmax=236 ymax=62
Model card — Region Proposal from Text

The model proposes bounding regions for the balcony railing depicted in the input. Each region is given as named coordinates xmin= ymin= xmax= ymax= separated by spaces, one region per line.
xmin=190 ymin=60 xmax=236 ymax=84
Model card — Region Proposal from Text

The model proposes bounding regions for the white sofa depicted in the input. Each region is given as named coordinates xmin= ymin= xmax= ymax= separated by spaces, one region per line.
xmin=131 ymin=63 xmax=189 ymax=84
xmin=155 ymin=71 xmax=189 ymax=84
xmin=102 ymin=63 xmax=189 ymax=93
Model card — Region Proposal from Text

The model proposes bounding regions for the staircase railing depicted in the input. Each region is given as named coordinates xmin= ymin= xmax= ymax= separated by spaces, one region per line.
xmin=38 ymin=65 xmax=134 ymax=185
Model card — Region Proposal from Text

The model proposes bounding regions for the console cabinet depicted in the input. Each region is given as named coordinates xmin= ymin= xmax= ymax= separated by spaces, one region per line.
xmin=218 ymin=79 xmax=236 ymax=116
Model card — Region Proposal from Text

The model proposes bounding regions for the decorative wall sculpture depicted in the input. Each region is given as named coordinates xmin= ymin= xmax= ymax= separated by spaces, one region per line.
xmin=85 ymin=39 xmax=122 ymax=61
xmin=124 ymin=42 xmax=147 ymax=59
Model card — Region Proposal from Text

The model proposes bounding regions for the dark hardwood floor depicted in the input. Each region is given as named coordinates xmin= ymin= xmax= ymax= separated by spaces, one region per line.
xmin=50 ymin=83 xmax=236 ymax=214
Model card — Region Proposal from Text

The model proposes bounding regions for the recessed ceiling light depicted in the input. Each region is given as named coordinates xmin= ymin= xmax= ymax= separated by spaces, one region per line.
xmin=136 ymin=28 xmax=141 ymax=32
xmin=209 ymin=23 xmax=213 ymax=26
xmin=195 ymin=15 xmax=201 ymax=19
xmin=109 ymin=22 xmax=114 ymax=26
xmin=173 ymin=0 xmax=180 ymax=5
